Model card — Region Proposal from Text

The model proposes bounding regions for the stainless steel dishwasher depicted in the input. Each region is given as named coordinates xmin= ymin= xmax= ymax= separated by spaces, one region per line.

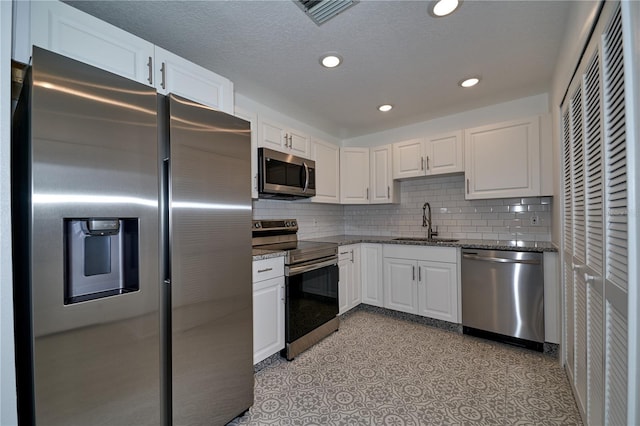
xmin=461 ymin=249 xmax=544 ymax=351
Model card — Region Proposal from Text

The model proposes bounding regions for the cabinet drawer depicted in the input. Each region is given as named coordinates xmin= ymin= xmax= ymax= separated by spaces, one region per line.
xmin=253 ymin=257 xmax=284 ymax=282
xmin=383 ymin=244 xmax=457 ymax=263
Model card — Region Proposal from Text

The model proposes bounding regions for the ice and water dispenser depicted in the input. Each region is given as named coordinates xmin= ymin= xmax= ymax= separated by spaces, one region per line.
xmin=64 ymin=218 xmax=139 ymax=304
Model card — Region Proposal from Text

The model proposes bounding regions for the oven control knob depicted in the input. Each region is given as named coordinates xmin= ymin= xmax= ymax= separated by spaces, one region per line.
xmin=254 ymin=222 xmax=261 ymax=229
xmin=285 ymin=221 xmax=291 ymax=227
xmin=291 ymin=221 xmax=297 ymax=227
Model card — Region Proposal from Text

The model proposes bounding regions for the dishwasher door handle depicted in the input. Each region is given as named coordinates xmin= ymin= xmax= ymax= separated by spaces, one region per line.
xmin=462 ymin=253 xmax=541 ymax=265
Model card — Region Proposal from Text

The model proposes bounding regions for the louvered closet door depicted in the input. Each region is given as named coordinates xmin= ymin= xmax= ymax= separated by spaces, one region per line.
xmin=560 ymin=4 xmax=630 ymax=425
xmin=601 ymin=7 xmax=628 ymax=426
xmin=583 ymin=49 xmax=604 ymax=426
xmin=569 ymin=84 xmax=588 ymax=413
xmin=561 ymin=107 xmax=575 ymax=386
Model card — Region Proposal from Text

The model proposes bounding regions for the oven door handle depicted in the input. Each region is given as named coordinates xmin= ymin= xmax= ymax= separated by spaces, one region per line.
xmin=286 ymin=257 xmax=337 ymax=276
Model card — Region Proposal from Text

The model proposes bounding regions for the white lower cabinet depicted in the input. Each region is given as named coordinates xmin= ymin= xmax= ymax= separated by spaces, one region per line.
xmin=338 ymin=244 xmax=361 ymax=314
xmin=252 ymin=257 xmax=285 ymax=364
xmin=417 ymin=261 xmax=458 ymax=322
xmin=383 ymin=245 xmax=459 ymax=323
xmin=383 ymin=257 xmax=417 ymax=313
xmin=361 ymin=244 xmax=384 ymax=307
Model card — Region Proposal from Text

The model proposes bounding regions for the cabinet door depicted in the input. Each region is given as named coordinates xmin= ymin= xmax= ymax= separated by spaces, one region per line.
xmin=31 ymin=1 xmax=155 ymax=86
xmin=383 ymin=258 xmax=417 ymax=314
xmin=349 ymin=245 xmax=362 ymax=308
xmin=361 ymin=244 xmax=383 ymax=307
xmin=235 ymin=107 xmax=258 ymax=199
xmin=370 ymin=145 xmax=396 ymax=204
xmin=464 ymin=116 xmax=540 ymax=199
xmin=259 ymin=118 xmax=286 ymax=151
xmin=417 ymin=261 xmax=458 ymax=322
xmin=340 ymin=147 xmax=370 ymax=204
xmin=310 ymin=139 xmax=340 ymax=203
xmin=338 ymin=257 xmax=351 ymax=315
xmin=154 ymin=46 xmax=233 ymax=113
xmin=426 ymin=130 xmax=463 ymax=175
xmin=287 ymin=129 xmax=310 ymax=158
xmin=392 ymin=138 xmax=424 ymax=179
xmin=252 ymin=276 xmax=284 ymax=364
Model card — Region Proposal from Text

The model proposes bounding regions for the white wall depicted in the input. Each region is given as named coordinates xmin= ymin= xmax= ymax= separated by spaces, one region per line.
xmin=342 ymin=93 xmax=549 ymax=147
xmin=1 ymin=0 xmax=18 ymax=424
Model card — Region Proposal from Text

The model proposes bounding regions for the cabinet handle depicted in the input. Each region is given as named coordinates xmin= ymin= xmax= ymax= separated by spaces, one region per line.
xmin=387 ymin=186 xmax=390 ymax=199
xmin=257 ymin=267 xmax=273 ymax=273
xmin=147 ymin=56 xmax=153 ymax=85
xmin=421 ymin=157 xmax=425 ymax=171
xmin=339 ymin=251 xmax=350 ymax=255
xmin=350 ymin=250 xmax=354 ymax=263
xmin=160 ymin=62 xmax=166 ymax=89
xmin=584 ymin=273 xmax=596 ymax=284
xmin=412 ymin=265 xmax=415 ymax=281
xmin=366 ymin=188 xmax=369 ymax=200
xmin=466 ymin=178 xmax=470 ymax=194
xmin=418 ymin=267 xmax=421 ymax=282
xmin=426 ymin=156 xmax=430 ymax=170
xmin=289 ymin=134 xmax=293 ymax=148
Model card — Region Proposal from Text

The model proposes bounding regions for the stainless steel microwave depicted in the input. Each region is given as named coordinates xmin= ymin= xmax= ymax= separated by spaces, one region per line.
xmin=258 ymin=148 xmax=316 ymax=199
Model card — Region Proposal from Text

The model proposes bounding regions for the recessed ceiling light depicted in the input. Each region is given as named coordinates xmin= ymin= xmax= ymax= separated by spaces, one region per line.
xmin=429 ymin=0 xmax=462 ymax=17
xmin=320 ymin=53 xmax=342 ymax=68
xmin=459 ymin=77 xmax=480 ymax=88
xmin=378 ymin=104 xmax=393 ymax=112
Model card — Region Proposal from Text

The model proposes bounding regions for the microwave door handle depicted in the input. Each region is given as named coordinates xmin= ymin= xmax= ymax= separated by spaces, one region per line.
xmin=302 ymin=162 xmax=310 ymax=193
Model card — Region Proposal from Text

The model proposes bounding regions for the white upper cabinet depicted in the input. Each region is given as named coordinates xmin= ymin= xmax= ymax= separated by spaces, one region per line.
xmin=426 ymin=131 xmax=464 ymax=175
xmin=464 ymin=116 xmax=541 ymax=199
xmin=258 ymin=118 xmax=310 ymax=158
xmin=310 ymin=139 xmax=340 ymax=204
xmin=341 ymin=146 xmax=398 ymax=205
xmin=370 ymin=145 xmax=399 ymax=204
xmin=31 ymin=1 xmax=155 ymax=86
xmin=155 ymin=47 xmax=233 ymax=113
xmin=28 ymin=1 xmax=234 ymax=113
xmin=340 ymin=147 xmax=370 ymax=204
xmin=393 ymin=138 xmax=424 ymax=179
xmin=392 ymin=131 xmax=463 ymax=179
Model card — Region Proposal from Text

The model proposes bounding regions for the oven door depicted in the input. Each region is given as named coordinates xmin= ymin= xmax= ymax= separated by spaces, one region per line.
xmin=285 ymin=259 xmax=338 ymax=343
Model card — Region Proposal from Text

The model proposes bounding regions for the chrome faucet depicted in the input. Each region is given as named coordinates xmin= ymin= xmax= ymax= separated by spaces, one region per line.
xmin=422 ymin=202 xmax=438 ymax=239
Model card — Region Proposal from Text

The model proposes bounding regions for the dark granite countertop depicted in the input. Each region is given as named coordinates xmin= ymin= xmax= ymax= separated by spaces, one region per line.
xmin=302 ymin=235 xmax=558 ymax=253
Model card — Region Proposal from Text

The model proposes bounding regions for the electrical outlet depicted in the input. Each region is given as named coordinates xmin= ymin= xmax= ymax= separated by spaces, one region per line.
xmin=530 ymin=215 xmax=539 ymax=226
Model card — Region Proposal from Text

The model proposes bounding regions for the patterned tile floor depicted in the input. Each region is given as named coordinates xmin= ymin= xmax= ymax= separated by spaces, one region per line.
xmin=229 ymin=310 xmax=581 ymax=425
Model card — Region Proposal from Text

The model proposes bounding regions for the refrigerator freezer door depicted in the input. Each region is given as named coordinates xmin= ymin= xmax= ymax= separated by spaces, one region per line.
xmin=167 ymin=94 xmax=253 ymax=424
xmin=24 ymin=48 xmax=160 ymax=424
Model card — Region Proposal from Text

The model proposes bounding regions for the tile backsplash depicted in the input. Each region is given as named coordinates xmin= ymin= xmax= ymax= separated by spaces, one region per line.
xmin=252 ymin=199 xmax=344 ymax=240
xmin=253 ymin=174 xmax=552 ymax=241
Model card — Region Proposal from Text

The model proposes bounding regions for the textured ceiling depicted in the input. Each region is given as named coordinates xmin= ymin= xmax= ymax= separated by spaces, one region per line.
xmin=66 ymin=0 xmax=573 ymax=139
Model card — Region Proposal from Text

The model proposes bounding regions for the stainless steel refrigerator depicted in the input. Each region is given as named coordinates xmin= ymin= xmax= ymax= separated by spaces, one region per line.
xmin=12 ymin=47 xmax=253 ymax=425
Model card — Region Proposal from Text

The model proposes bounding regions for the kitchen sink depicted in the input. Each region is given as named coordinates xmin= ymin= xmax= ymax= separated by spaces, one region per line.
xmin=392 ymin=237 xmax=459 ymax=243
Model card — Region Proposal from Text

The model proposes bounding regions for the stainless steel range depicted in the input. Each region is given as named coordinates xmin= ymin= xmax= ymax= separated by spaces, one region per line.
xmin=252 ymin=219 xmax=339 ymax=360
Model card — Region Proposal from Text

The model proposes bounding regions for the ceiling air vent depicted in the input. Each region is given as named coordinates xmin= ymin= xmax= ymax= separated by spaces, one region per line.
xmin=295 ymin=0 xmax=358 ymax=26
